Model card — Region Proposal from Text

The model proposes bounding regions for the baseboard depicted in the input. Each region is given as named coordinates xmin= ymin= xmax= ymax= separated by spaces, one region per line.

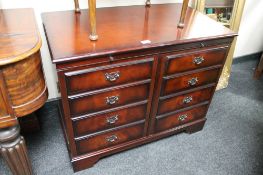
xmin=46 ymin=97 xmax=61 ymax=103
xmin=233 ymin=52 xmax=262 ymax=64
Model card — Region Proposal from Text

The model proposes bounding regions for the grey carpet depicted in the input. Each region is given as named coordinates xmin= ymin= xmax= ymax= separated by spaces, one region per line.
xmin=1 ymin=59 xmax=263 ymax=175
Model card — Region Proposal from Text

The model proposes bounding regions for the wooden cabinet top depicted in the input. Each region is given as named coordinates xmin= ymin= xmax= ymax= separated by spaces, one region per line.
xmin=0 ymin=8 xmax=41 ymax=66
xmin=42 ymin=4 xmax=236 ymax=64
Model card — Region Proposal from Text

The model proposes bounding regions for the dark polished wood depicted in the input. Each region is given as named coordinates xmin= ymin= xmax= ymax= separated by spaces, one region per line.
xmin=42 ymin=4 xmax=236 ymax=172
xmin=19 ymin=113 xmax=41 ymax=134
xmin=0 ymin=125 xmax=33 ymax=175
xmin=76 ymin=121 xmax=145 ymax=154
xmin=155 ymin=104 xmax=208 ymax=132
xmin=65 ymin=58 xmax=154 ymax=95
xmin=72 ymin=102 xmax=147 ymax=137
xmin=42 ymin=4 xmax=235 ymax=63
xmin=164 ymin=46 xmax=228 ymax=75
xmin=158 ymin=86 xmax=214 ymax=115
xmin=69 ymin=81 xmax=150 ymax=116
xmin=254 ymin=53 xmax=263 ymax=79
xmin=71 ymin=118 xmax=207 ymax=172
xmin=0 ymin=9 xmax=48 ymax=175
xmin=162 ymin=67 xmax=220 ymax=95
xmin=2 ymin=52 xmax=48 ymax=117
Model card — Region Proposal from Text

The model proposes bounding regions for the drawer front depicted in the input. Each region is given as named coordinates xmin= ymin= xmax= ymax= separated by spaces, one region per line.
xmin=163 ymin=68 xmax=220 ymax=95
xmin=158 ymin=87 xmax=214 ymax=115
xmin=165 ymin=47 xmax=227 ymax=75
xmin=65 ymin=58 xmax=153 ymax=95
xmin=73 ymin=103 xmax=147 ymax=137
xmin=76 ymin=122 xmax=144 ymax=154
xmin=69 ymin=82 xmax=150 ymax=116
xmin=155 ymin=105 xmax=208 ymax=133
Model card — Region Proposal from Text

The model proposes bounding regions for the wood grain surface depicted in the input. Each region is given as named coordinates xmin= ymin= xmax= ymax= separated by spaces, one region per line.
xmin=69 ymin=81 xmax=150 ymax=116
xmin=2 ymin=52 xmax=48 ymax=117
xmin=42 ymin=4 xmax=236 ymax=63
xmin=65 ymin=58 xmax=153 ymax=95
xmin=164 ymin=47 xmax=228 ymax=75
xmin=0 ymin=9 xmax=41 ymax=66
xmin=162 ymin=68 xmax=220 ymax=95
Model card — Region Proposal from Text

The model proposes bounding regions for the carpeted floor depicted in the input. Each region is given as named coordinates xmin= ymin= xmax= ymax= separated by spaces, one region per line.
xmin=1 ymin=59 xmax=263 ymax=175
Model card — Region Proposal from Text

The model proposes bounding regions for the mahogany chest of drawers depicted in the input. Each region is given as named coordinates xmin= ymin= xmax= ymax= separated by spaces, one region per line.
xmin=42 ymin=4 xmax=236 ymax=172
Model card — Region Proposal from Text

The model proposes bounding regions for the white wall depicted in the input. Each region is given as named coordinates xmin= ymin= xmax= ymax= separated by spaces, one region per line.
xmin=234 ymin=0 xmax=263 ymax=57
xmin=0 ymin=0 xmax=262 ymax=99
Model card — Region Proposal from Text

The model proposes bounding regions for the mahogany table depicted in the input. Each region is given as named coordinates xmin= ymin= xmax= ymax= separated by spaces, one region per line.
xmin=0 ymin=9 xmax=48 ymax=175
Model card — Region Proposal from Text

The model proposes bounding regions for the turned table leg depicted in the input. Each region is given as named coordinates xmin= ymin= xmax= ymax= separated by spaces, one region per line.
xmin=74 ymin=0 xmax=80 ymax=12
xmin=0 ymin=124 xmax=33 ymax=175
xmin=88 ymin=0 xmax=98 ymax=41
xmin=178 ymin=0 xmax=190 ymax=28
xmin=146 ymin=0 xmax=151 ymax=6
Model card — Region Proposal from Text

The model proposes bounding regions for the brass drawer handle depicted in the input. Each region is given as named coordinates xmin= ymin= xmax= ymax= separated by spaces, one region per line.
xmin=106 ymin=135 xmax=118 ymax=143
xmin=183 ymin=96 xmax=193 ymax=104
xmin=106 ymin=96 xmax=119 ymax=105
xmin=178 ymin=114 xmax=188 ymax=121
xmin=193 ymin=56 xmax=204 ymax=65
xmin=105 ymin=71 xmax=120 ymax=82
xmin=106 ymin=115 xmax=119 ymax=124
xmin=188 ymin=77 xmax=198 ymax=86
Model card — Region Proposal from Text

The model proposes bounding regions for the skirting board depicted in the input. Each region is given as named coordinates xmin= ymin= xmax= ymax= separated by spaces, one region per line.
xmin=233 ymin=52 xmax=262 ymax=64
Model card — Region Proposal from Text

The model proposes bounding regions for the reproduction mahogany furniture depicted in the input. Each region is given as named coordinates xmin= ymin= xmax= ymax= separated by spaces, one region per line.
xmin=42 ymin=4 xmax=236 ymax=172
xmin=254 ymin=52 xmax=263 ymax=79
xmin=0 ymin=9 xmax=48 ymax=175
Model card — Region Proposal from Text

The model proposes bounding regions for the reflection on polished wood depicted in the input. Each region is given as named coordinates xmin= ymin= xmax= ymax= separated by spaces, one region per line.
xmin=0 ymin=8 xmax=48 ymax=175
xmin=42 ymin=4 xmax=235 ymax=63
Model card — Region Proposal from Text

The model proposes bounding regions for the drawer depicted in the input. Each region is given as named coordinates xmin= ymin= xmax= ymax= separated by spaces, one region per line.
xmin=155 ymin=105 xmax=208 ymax=133
xmin=72 ymin=103 xmax=147 ymax=137
xmin=76 ymin=121 xmax=144 ymax=154
xmin=164 ymin=47 xmax=227 ymax=75
xmin=65 ymin=58 xmax=153 ymax=95
xmin=162 ymin=68 xmax=220 ymax=96
xmin=69 ymin=81 xmax=150 ymax=116
xmin=158 ymin=87 xmax=214 ymax=115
